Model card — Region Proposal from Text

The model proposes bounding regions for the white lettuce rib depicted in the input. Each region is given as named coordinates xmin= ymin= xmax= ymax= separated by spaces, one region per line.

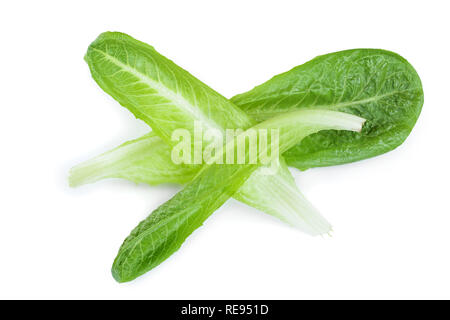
xmin=235 ymin=170 xmax=331 ymax=235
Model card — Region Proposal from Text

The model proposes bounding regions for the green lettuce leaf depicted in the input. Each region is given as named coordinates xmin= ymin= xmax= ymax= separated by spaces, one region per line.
xmin=232 ymin=49 xmax=423 ymax=170
xmin=112 ymin=109 xmax=365 ymax=282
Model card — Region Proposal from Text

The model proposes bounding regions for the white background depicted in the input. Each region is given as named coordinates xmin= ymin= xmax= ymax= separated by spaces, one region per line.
xmin=0 ymin=0 xmax=449 ymax=299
